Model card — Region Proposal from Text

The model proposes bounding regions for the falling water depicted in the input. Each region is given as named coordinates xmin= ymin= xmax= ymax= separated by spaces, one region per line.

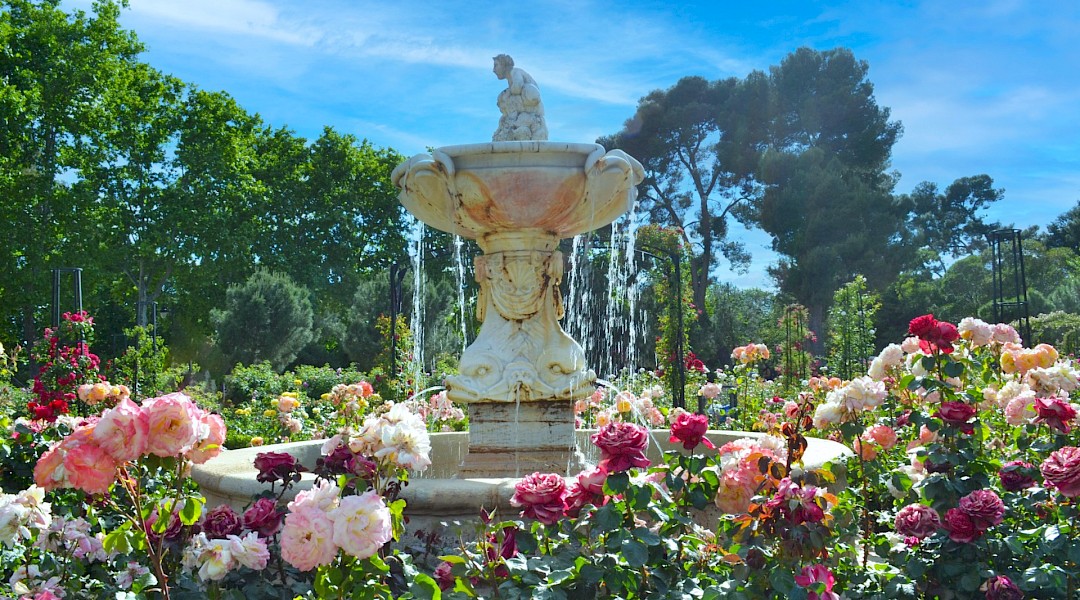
xmin=409 ymin=221 xmax=426 ymax=389
xmin=453 ymin=234 xmax=468 ymax=355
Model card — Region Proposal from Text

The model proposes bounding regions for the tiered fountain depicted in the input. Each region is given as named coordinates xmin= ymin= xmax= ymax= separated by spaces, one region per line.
xmin=192 ymin=56 xmax=850 ymax=528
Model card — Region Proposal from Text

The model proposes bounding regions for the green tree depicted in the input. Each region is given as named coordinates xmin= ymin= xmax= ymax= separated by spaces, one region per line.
xmin=900 ymin=175 xmax=1004 ymax=274
xmin=210 ymin=270 xmax=314 ymax=372
xmin=599 ymin=74 xmax=766 ymax=313
xmin=1041 ymin=200 xmax=1080 ymax=252
xmin=756 ymin=48 xmax=905 ymax=344
xmin=0 ymin=0 xmax=142 ymax=344
xmin=697 ymin=283 xmax=777 ymax=368
xmin=826 ymin=275 xmax=880 ymax=379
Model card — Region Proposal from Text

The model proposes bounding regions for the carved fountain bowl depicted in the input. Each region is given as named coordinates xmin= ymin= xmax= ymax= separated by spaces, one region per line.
xmin=392 ymin=141 xmax=643 ymax=251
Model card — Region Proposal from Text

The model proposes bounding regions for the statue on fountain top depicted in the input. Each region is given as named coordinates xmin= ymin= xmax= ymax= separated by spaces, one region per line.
xmin=492 ymin=54 xmax=548 ymax=142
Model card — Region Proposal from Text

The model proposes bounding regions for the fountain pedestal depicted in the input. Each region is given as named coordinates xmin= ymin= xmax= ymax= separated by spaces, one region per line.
xmin=392 ymin=141 xmax=643 ymax=476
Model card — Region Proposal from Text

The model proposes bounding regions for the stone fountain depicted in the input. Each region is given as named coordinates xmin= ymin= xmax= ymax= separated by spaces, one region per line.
xmin=391 ymin=54 xmax=644 ymax=477
xmin=191 ymin=56 xmax=852 ymax=528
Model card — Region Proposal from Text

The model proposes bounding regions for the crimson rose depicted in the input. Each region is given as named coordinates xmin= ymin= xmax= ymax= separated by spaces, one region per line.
xmin=957 ymin=489 xmax=1005 ymax=530
xmin=936 ymin=401 xmax=976 ymax=426
xmin=254 ymin=451 xmax=301 ymax=484
xmin=894 ymin=503 xmax=941 ymax=539
xmin=592 ymin=421 xmax=650 ymax=473
xmin=669 ymin=412 xmax=714 ymax=450
xmin=1033 ymin=396 xmax=1077 ymax=434
xmin=983 ymin=575 xmax=1023 ymax=600
xmin=1041 ymin=446 xmax=1080 ymax=497
xmin=944 ymin=508 xmax=981 ymax=543
xmin=242 ymin=497 xmax=284 ymax=537
xmin=202 ymin=504 xmax=243 ymax=539
xmin=511 ymin=472 xmax=567 ymax=525
xmin=999 ymin=460 xmax=1037 ymax=492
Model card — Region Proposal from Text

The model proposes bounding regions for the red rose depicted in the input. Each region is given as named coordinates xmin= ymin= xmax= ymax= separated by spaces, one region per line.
xmin=1041 ymin=446 xmax=1080 ymax=497
xmin=202 ymin=504 xmax=243 ymax=539
xmin=894 ymin=503 xmax=941 ymax=539
xmin=511 ymin=472 xmax=567 ymax=525
xmin=1033 ymin=397 xmax=1077 ymax=434
xmin=669 ymin=412 xmax=714 ymax=450
xmin=433 ymin=561 xmax=455 ymax=591
xmin=242 ymin=497 xmax=284 ymax=537
xmin=936 ymin=401 xmax=977 ymax=426
xmin=591 ymin=421 xmax=650 ymax=473
xmin=908 ymin=314 xmax=937 ymax=337
xmin=999 ymin=460 xmax=1037 ymax=492
xmin=253 ymin=451 xmax=301 ymax=484
xmin=958 ymin=489 xmax=1005 ymax=530
xmin=944 ymin=508 xmax=982 ymax=543
xmin=983 ymin=575 xmax=1023 ymax=600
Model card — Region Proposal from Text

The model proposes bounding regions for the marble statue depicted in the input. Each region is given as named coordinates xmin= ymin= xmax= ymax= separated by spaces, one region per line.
xmin=492 ymin=54 xmax=548 ymax=142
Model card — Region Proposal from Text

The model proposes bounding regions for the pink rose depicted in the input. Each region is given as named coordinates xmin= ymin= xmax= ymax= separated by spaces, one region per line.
xmin=564 ymin=466 xmax=607 ymax=517
xmin=1041 ymin=446 xmax=1080 ymax=497
xmin=92 ymin=398 xmax=149 ymax=462
xmin=894 ymin=503 xmax=940 ymax=539
xmin=795 ymin=564 xmax=839 ymax=600
xmin=863 ymin=424 xmax=898 ymax=450
xmin=434 ymin=561 xmax=455 ymax=591
xmin=852 ymin=437 xmax=878 ymax=461
xmin=983 ymin=575 xmax=1023 ymax=600
xmin=243 ymin=498 xmax=284 ymax=537
xmin=280 ymin=506 xmax=338 ymax=571
xmin=669 ymin=412 xmax=714 ymax=450
xmin=142 ymin=393 xmax=200 ymax=457
xmin=943 ymin=508 xmax=981 ymax=543
xmin=328 ymin=490 xmax=392 ymax=560
xmin=59 ymin=424 xmax=118 ymax=495
xmin=591 ymin=421 xmax=650 ymax=473
xmin=511 ymin=472 xmax=567 ymax=525
xmin=1033 ymin=396 xmax=1077 ymax=434
xmin=189 ymin=410 xmax=227 ymax=464
xmin=999 ymin=460 xmax=1037 ymax=492
xmin=958 ymin=489 xmax=1005 ymax=530
xmin=34 ymin=443 xmax=70 ymax=491
xmin=202 ymin=504 xmax=243 ymax=539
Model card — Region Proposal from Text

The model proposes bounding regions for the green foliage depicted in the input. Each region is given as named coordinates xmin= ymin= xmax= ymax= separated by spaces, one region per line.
xmin=696 ymin=283 xmax=776 ymax=368
xmin=826 ymin=275 xmax=880 ymax=379
xmin=637 ymin=225 xmax=697 ymax=402
xmin=211 ymin=270 xmax=315 ymax=373
xmin=777 ymin=304 xmax=815 ymax=391
xmin=106 ymin=325 xmax=177 ymax=397
xmin=1029 ymin=311 xmax=1080 ymax=354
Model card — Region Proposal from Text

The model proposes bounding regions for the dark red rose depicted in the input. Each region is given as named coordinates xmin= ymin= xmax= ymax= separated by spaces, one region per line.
xmin=894 ymin=503 xmax=941 ymax=539
xmin=1041 ymin=446 xmax=1080 ymax=497
xmin=999 ymin=460 xmax=1037 ymax=492
xmin=792 ymin=502 xmax=825 ymax=525
xmin=1033 ymin=397 xmax=1077 ymax=434
xmin=591 ymin=421 xmax=650 ymax=473
xmin=896 ymin=409 xmax=912 ymax=428
xmin=510 ymin=472 xmax=567 ymax=525
xmin=909 ymin=314 xmax=937 ymax=337
xmin=669 ymin=412 xmax=714 ymax=450
xmin=936 ymin=401 xmax=977 ymax=426
xmin=253 ymin=451 xmax=300 ymax=484
xmin=433 ymin=561 xmax=455 ymax=591
xmin=242 ymin=497 xmax=284 ymax=537
xmin=983 ymin=575 xmax=1023 ymax=600
xmin=958 ymin=489 xmax=1005 ymax=530
xmin=944 ymin=508 xmax=982 ymax=543
xmin=202 ymin=504 xmax=243 ymax=539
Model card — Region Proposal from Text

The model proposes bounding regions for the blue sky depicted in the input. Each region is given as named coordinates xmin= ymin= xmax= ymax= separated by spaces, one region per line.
xmin=74 ymin=0 xmax=1080 ymax=287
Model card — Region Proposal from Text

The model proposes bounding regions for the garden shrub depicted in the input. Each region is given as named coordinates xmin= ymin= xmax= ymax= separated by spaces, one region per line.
xmin=210 ymin=270 xmax=315 ymax=372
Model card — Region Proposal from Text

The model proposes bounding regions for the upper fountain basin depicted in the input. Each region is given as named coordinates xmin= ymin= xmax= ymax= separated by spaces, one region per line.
xmin=392 ymin=141 xmax=644 ymax=252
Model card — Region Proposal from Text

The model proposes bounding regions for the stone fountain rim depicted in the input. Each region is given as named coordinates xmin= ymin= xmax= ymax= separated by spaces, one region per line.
xmin=435 ymin=140 xmax=603 ymax=157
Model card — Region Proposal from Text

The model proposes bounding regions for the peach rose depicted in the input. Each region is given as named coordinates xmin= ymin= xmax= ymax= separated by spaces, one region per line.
xmin=143 ymin=393 xmax=200 ymax=457
xmin=92 ymin=398 xmax=149 ymax=463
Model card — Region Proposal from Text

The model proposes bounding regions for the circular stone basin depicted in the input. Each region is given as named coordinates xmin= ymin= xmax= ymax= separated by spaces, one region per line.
xmin=192 ymin=431 xmax=851 ymax=532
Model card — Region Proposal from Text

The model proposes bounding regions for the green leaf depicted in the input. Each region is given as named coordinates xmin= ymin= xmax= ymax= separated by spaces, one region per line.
xmin=102 ymin=524 xmax=134 ymax=555
xmin=622 ymin=538 xmax=648 ymax=568
xmin=409 ymin=573 xmax=442 ymax=600
xmin=437 ymin=555 xmax=468 ymax=565
xmin=179 ymin=496 xmax=204 ymax=526
xmin=594 ymin=503 xmax=622 ymax=532
xmin=943 ymin=359 xmax=964 ymax=378
xmin=605 ymin=471 xmax=630 ymax=494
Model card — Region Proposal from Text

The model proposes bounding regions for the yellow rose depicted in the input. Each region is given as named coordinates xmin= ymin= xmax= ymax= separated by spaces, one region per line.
xmin=263 ymin=409 xmax=277 ymax=418
xmin=250 ymin=436 xmax=264 ymax=447
xmin=615 ymin=395 xmax=633 ymax=414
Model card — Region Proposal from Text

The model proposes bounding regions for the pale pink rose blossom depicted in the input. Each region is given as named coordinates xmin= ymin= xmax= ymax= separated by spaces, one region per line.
xmin=328 ymin=491 xmax=392 ymax=560
xmin=92 ymin=398 xmax=149 ymax=463
xmin=992 ymin=323 xmax=1021 ymax=344
xmin=288 ymin=480 xmax=340 ymax=513
xmin=900 ymin=336 xmax=921 ymax=354
xmin=280 ymin=506 xmax=338 ymax=571
xmin=189 ymin=411 xmax=227 ymax=464
xmin=232 ymin=531 xmax=270 ymax=570
xmin=957 ymin=317 xmax=993 ymax=347
xmin=142 ymin=393 xmax=201 ymax=457
xmin=1004 ymin=396 xmax=1036 ymax=426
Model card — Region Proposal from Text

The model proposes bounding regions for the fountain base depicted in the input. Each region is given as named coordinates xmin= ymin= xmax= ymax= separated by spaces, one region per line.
xmin=460 ymin=401 xmax=584 ymax=477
